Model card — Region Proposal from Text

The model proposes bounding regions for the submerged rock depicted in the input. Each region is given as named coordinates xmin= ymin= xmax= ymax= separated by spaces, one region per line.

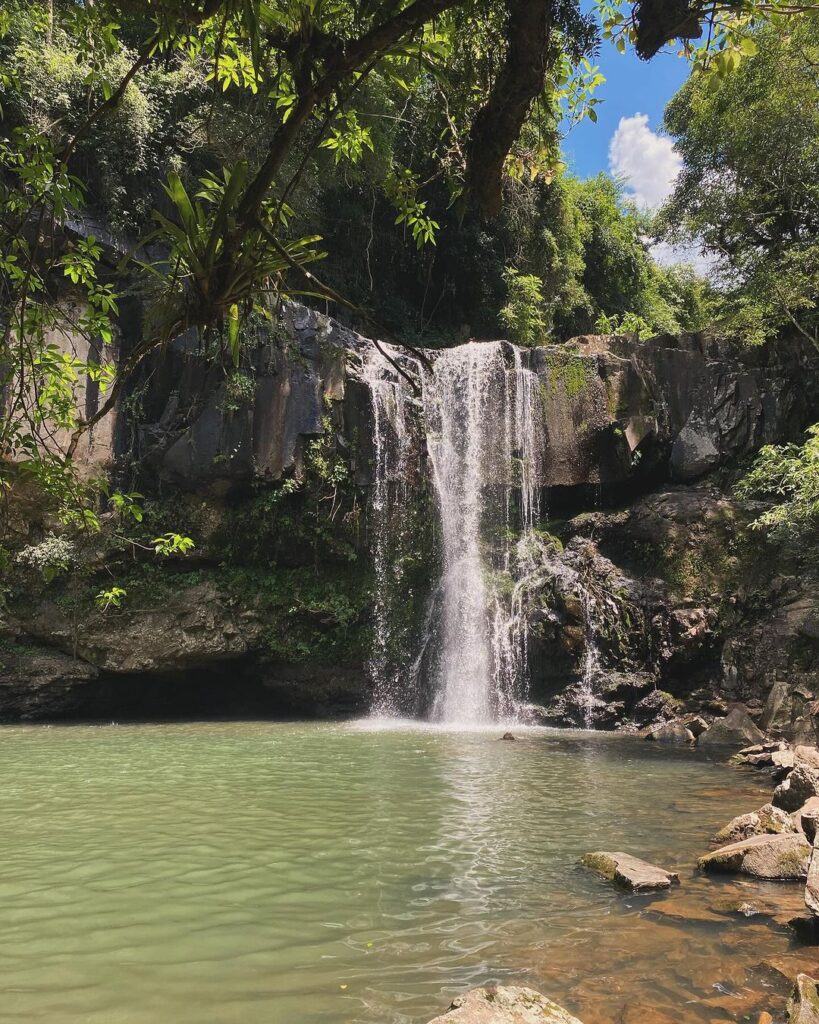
xmin=699 ymin=706 xmax=766 ymax=749
xmin=787 ymin=975 xmax=819 ymax=1024
xmin=424 ymin=986 xmax=584 ymax=1024
xmin=774 ymin=766 xmax=819 ymax=813
xmin=698 ymin=832 xmax=812 ymax=880
xmin=581 ymin=851 xmax=679 ymax=892
xmin=712 ymin=803 xmax=796 ymax=846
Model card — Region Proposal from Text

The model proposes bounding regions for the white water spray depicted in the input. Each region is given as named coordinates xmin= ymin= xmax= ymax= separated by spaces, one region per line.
xmin=364 ymin=341 xmax=545 ymax=724
xmin=362 ymin=347 xmax=416 ymax=715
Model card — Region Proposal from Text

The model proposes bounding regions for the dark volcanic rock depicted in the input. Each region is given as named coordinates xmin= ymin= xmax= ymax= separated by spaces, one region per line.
xmin=0 ymin=645 xmax=98 ymax=720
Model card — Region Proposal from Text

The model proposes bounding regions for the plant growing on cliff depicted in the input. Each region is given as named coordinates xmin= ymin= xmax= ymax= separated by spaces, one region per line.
xmin=499 ymin=269 xmax=548 ymax=347
xmin=594 ymin=311 xmax=653 ymax=339
xmin=95 ymin=585 xmax=127 ymax=611
xmin=0 ymin=0 xmax=811 ymax=530
xmin=15 ymin=535 xmax=76 ymax=581
xmin=736 ymin=425 xmax=819 ymax=548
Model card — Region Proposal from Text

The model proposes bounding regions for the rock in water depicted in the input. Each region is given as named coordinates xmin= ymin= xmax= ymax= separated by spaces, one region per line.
xmin=712 ymin=803 xmax=796 ymax=846
xmin=698 ymin=832 xmax=812 ymax=880
xmin=644 ymin=721 xmax=695 ymax=743
xmin=774 ymin=766 xmax=819 ymax=813
xmin=699 ymin=706 xmax=766 ymax=749
xmin=787 ymin=975 xmax=819 ymax=1024
xmin=581 ymin=852 xmax=680 ymax=892
xmin=424 ymin=986 xmax=584 ymax=1024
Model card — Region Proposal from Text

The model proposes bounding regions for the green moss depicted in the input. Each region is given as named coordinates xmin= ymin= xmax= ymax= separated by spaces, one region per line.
xmin=581 ymin=852 xmax=617 ymax=879
xmin=545 ymin=351 xmax=596 ymax=400
xmin=220 ymin=564 xmax=373 ymax=664
xmin=775 ymin=847 xmax=810 ymax=876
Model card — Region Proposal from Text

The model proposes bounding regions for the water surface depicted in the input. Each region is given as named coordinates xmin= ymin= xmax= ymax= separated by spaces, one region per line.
xmin=0 ymin=722 xmax=802 ymax=1024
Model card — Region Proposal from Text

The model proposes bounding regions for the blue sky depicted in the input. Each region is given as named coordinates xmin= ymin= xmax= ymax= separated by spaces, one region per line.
xmin=558 ymin=37 xmax=713 ymax=269
xmin=563 ymin=40 xmax=690 ymax=181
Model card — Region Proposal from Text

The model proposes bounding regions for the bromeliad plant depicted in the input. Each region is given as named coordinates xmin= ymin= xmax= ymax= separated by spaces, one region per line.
xmin=1 ymin=0 xmax=814 ymax=596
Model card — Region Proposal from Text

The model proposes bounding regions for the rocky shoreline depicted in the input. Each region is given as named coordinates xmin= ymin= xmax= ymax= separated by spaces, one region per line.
xmin=425 ymin=727 xmax=819 ymax=1024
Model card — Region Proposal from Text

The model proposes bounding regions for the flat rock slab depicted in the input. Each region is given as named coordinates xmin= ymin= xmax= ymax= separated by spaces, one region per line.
xmin=699 ymin=832 xmax=812 ymax=881
xmin=425 ymin=986 xmax=584 ymax=1024
xmin=581 ymin=851 xmax=680 ymax=892
xmin=788 ymin=974 xmax=819 ymax=1024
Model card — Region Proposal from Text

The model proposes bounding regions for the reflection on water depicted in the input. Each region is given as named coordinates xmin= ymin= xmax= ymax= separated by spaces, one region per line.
xmin=0 ymin=721 xmax=799 ymax=1024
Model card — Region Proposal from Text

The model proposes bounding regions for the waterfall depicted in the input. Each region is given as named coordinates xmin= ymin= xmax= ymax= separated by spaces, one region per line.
xmin=362 ymin=348 xmax=416 ymax=716
xmin=364 ymin=340 xmax=545 ymax=725
xmin=578 ymin=590 xmax=604 ymax=729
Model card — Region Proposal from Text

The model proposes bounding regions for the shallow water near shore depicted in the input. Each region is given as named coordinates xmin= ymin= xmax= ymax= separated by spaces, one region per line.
xmin=0 ymin=720 xmax=807 ymax=1024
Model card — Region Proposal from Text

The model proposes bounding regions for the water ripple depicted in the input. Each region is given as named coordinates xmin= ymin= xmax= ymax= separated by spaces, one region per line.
xmin=0 ymin=722 xmax=776 ymax=1023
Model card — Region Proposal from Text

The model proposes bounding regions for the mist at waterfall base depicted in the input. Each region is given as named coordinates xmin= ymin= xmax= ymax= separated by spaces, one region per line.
xmin=364 ymin=340 xmax=601 ymax=728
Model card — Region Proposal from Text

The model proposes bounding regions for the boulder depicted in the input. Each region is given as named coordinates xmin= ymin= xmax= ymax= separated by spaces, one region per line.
xmin=775 ymin=749 xmax=798 ymax=770
xmin=796 ymin=747 xmax=819 ymax=772
xmin=670 ymin=413 xmax=719 ymax=481
xmin=737 ymin=742 xmax=787 ymax=757
xmin=787 ymin=975 xmax=819 ymax=1024
xmin=645 ymin=720 xmax=695 ymax=743
xmin=685 ymin=715 xmax=709 ymax=737
xmin=699 ymin=705 xmax=766 ymax=749
xmin=774 ymin=766 xmax=819 ymax=813
xmin=761 ymin=680 xmax=819 ymax=745
xmin=796 ymin=798 xmax=819 ymax=843
xmin=424 ymin=986 xmax=584 ymax=1024
xmin=698 ymin=832 xmax=812 ymax=880
xmin=712 ymin=803 xmax=796 ymax=846
xmin=581 ymin=851 xmax=679 ymax=892
xmin=806 ymin=849 xmax=819 ymax=918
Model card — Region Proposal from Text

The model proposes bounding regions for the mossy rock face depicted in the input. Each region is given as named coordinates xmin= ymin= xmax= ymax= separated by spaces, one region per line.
xmin=543 ymin=350 xmax=597 ymax=400
xmin=698 ymin=832 xmax=811 ymax=880
xmin=581 ymin=851 xmax=679 ymax=891
xmin=580 ymin=852 xmax=618 ymax=880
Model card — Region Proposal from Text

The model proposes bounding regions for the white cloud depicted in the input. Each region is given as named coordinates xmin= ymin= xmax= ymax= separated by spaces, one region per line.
xmin=608 ymin=112 xmax=682 ymax=210
xmin=609 ymin=113 xmax=717 ymax=276
xmin=650 ymin=239 xmax=716 ymax=277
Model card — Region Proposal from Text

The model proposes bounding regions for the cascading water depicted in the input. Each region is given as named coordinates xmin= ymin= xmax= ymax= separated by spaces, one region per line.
xmin=364 ymin=340 xmax=545 ymax=725
xmin=578 ymin=590 xmax=604 ymax=729
xmin=362 ymin=348 xmax=417 ymax=715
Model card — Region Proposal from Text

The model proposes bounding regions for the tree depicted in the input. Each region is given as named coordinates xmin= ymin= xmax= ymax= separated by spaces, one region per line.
xmin=658 ymin=17 xmax=819 ymax=347
xmin=1 ymin=0 xmax=814 ymax=531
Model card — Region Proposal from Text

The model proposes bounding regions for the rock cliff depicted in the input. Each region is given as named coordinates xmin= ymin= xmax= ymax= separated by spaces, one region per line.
xmin=1 ymin=304 xmax=817 ymax=724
